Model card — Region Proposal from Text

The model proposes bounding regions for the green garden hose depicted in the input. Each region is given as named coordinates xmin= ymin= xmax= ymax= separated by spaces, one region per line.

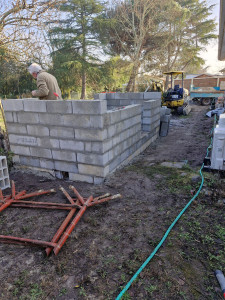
xmin=116 ymin=123 xmax=215 ymax=300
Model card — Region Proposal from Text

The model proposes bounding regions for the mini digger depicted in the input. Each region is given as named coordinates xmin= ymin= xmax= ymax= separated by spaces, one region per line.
xmin=162 ymin=71 xmax=189 ymax=114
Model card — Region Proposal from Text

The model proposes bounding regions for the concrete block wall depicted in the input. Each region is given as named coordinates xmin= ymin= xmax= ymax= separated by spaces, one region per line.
xmin=95 ymin=92 xmax=161 ymax=132
xmin=2 ymin=98 xmax=159 ymax=183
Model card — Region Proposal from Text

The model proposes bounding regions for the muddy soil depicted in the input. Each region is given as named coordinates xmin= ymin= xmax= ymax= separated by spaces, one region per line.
xmin=0 ymin=104 xmax=224 ymax=300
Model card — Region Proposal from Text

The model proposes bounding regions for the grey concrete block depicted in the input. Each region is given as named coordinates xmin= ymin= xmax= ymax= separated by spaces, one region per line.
xmin=106 ymin=99 xmax=121 ymax=106
xmin=102 ymin=139 xmax=113 ymax=152
xmin=160 ymin=114 xmax=171 ymax=123
xmin=183 ymin=106 xmax=191 ymax=115
xmin=27 ymin=125 xmax=49 ymax=137
xmin=115 ymin=93 xmax=129 ymax=100
xmin=30 ymin=147 xmax=52 ymax=159
xmin=39 ymin=114 xmax=64 ymax=126
xmin=2 ymin=99 xmax=24 ymax=111
xmin=75 ymin=128 xmax=107 ymax=141
xmin=9 ymin=134 xmax=38 ymax=146
xmin=7 ymin=124 xmax=27 ymax=134
xmin=50 ymin=127 xmax=74 ymax=139
xmin=143 ymin=107 xmax=160 ymax=117
xmin=52 ymin=150 xmax=76 ymax=162
xmin=98 ymin=93 xmax=107 ymax=100
xmin=144 ymin=92 xmax=162 ymax=100
xmin=63 ymin=115 xmax=104 ymax=128
xmin=106 ymin=93 xmax=115 ymax=100
xmin=37 ymin=137 xmax=59 ymax=149
xmin=10 ymin=145 xmax=31 ymax=156
xmin=129 ymin=92 xmax=144 ymax=100
xmin=55 ymin=161 xmax=78 ymax=173
xmin=72 ymin=100 xmax=107 ymax=115
xmin=108 ymin=110 xmax=121 ymax=124
xmin=85 ymin=142 xmax=92 ymax=152
xmin=92 ymin=142 xmax=103 ymax=153
xmin=40 ymin=159 xmax=55 ymax=169
xmin=77 ymin=152 xmax=109 ymax=166
xmin=20 ymin=156 xmax=40 ymax=167
xmin=4 ymin=112 xmax=13 ymax=123
xmin=143 ymin=115 xmax=160 ymax=125
xmin=69 ymin=173 xmax=93 ymax=183
xmin=18 ymin=112 xmax=40 ymax=124
xmin=94 ymin=94 xmax=99 ymax=99
xmin=60 ymin=140 xmax=84 ymax=151
xmin=112 ymin=135 xmax=120 ymax=146
xmin=109 ymin=156 xmax=121 ymax=172
xmin=94 ymin=177 xmax=104 ymax=184
xmin=24 ymin=100 xmax=47 ymax=112
xmin=13 ymin=155 xmax=20 ymax=163
xmin=160 ymin=122 xmax=169 ymax=137
xmin=107 ymin=125 xmax=117 ymax=138
xmin=46 ymin=100 xmax=72 ymax=114
xmin=78 ymin=164 xmax=109 ymax=177
xmin=13 ymin=113 xmax=18 ymax=122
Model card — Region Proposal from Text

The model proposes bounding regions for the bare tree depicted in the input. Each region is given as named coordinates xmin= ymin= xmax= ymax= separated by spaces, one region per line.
xmin=0 ymin=0 xmax=64 ymax=62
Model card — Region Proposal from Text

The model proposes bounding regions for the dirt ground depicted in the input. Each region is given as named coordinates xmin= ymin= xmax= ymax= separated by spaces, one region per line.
xmin=0 ymin=104 xmax=224 ymax=300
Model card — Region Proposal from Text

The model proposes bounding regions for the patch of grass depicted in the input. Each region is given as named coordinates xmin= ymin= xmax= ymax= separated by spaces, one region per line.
xmin=145 ymin=284 xmax=157 ymax=295
xmin=30 ymin=284 xmax=43 ymax=300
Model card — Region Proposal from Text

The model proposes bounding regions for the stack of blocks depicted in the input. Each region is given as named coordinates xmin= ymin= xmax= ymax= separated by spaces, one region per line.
xmin=2 ymin=93 xmax=161 ymax=184
xmin=160 ymin=107 xmax=171 ymax=137
xmin=0 ymin=156 xmax=10 ymax=190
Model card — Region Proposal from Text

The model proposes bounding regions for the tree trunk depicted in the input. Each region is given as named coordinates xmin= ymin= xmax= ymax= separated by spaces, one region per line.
xmin=81 ymin=69 xmax=86 ymax=99
xmin=126 ymin=61 xmax=140 ymax=92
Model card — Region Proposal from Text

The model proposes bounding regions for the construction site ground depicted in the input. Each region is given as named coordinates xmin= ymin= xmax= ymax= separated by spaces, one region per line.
xmin=0 ymin=104 xmax=224 ymax=300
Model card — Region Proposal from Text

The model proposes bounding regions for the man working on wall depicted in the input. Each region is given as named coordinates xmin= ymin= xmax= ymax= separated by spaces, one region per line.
xmin=28 ymin=63 xmax=62 ymax=100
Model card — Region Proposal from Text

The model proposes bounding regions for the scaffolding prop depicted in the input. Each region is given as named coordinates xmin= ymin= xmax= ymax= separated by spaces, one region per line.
xmin=0 ymin=181 xmax=121 ymax=256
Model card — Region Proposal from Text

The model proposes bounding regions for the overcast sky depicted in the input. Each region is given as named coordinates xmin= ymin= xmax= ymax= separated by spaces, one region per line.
xmin=201 ymin=0 xmax=225 ymax=73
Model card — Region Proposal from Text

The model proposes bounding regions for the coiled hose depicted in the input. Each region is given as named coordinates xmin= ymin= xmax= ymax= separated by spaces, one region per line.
xmin=116 ymin=119 xmax=215 ymax=300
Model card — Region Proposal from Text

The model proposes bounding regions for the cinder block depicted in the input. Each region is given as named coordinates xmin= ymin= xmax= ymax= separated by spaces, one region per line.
xmin=143 ymin=107 xmax=160 ymax=117
xmin=0 ymin=156 xmax=10 ymax=190
xmin=55 ymin=161 xmax=78 ymax=173
xmin=109 ymin=156 xmax=121 ymax=172
xmin=106 ymin=99 xmax=121 ymax=106
xmin=7 ymin=124 xmax=27 ymax=134
xmin=115 ymin=93 xmax=129 ymax=100
xmin=10 ymin=145 xmax=31 ymax=156
xmin=75 ymin=128 xmax=107 ymax=141
xmin=46 ymin=100 xmax=72 ymax=114
xmin=24 ymin=100 xmax=47 ymax=112
xmin=92 ymin=142 xmax=103 ymax=152
xmin=9 ymin=134 xmax=38 ymax=146
xmin=78 ymin=164 xmax=109 ymax=177
xmin=40 ymin=159 xmax=55 ymax=169
xmin=59 ymin=140 xmax=84 ymax=151
xmin=13 ymin=155 xmax=20 ymax=163
xmin=37 ymin=137 xmax=59 ymax=149
xmin=4 ymin=112 xmax=13 ymax=123
xmin=39 ymin=114 xmax=64 ymax=126
xmin=94 ymin=177 xmax=104 ymax=184
xmin=144 ymin=92 xmax=162 ymax=100
xmin=52 ymin=150 xmax=76 ymax=162
xmin=106 ymin=93 xmax=115 ymax=100
xmin=27 ymin=125 xmax=49 ymax=137
xmin=50 ymin=127 xmax=74 ymax=139
xmin=129 ymin=92 xmax=144 ymax=100
xmin=72 ymin=100 xmax=107 ymax=115
xmin=30 ymin=147 xmax=52 ymax=159
xmin=13 ymin=113 xmax=18 ymax=122
xmin=18 ymin=112 xmax=40 ymax=124
xmin=160 ymin=114 xmax=171 ymax=123
xmin=20 ymin=156 xmax=40 ymax=167
xmin=143 ymin=115 xmax=160 ymax=125
xmin=69 ymin=173 xmax=93 ymax=183
xmin=112 ymin=135 xmax=120 ymax=146
xmin=1 ymin=99 xmax=24 ymax=111
xmin=77 ymin=152 xmax=109 ymax=166
xmin=85 ymin=142 xmax=92 ymax=152
xmin=160 ymin=122 xmax=169 ymax=137
xmin=98 ymin=93 xmax=107 ymax=100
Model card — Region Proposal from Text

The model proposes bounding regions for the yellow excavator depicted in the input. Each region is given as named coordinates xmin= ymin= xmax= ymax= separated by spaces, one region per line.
xmin=162 ymin=71 xmax=189 ymax=114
